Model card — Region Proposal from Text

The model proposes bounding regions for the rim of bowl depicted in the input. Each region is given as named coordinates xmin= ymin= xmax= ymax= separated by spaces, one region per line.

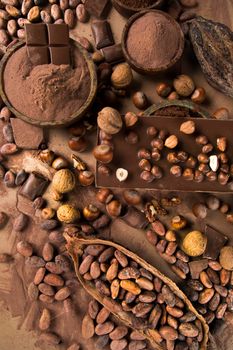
xmin=112 ymin=0 xmax=165 ymax=12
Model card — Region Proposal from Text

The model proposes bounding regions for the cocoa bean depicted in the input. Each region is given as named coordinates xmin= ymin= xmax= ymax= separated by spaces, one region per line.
xmin=109 ymin=326 xmax=128 ymax=340
xmin=51 ymin=4 xmax=61 ymax=20
xmin=28 ymin=282 xmax=39 ymax=300
xmin=146 ymin=229 xmax=158 ymax=245
xmin=159 ymin=326 xmax=178 ymax=341
xmin=5 ymin=4 xmax=20 ymax=17
xmin=34 ymin=267 xmax=46 ymax=285
xmin=151 ymin=220 xmax=166 ymax=236
xmin=96 ymin=307 xmax=110 ymax=324
xmin=16 ymin=241 xmax=33 ymax=257
xmin=17 ymin=28 xmax=25 ymax=38
xmin=162 ymin=285 xmax=176 ymax=307
xmin=171 ymin=265 xmax=186 ymax=279
xmin=209 ymin=292 xmax=220 ymax=311
xmin=166 ymin=306 xmax=184 ymax=318
xmin=21 ymin=0 xmax=33 ymax=16
xmin=0 ymin=10 xmax=10 ymax=21
xmin=120 ymin=280 xmax=141 ymax=295
xmin=114 ymin=250 xmax=128 ymax=267
xmin=39 ymin=332 xmax=60 ymax=345
xmin=153 ymin=277 xmax=163 ymax=292
xmin=2 ymin=123 xmax=14 ymax=142
xmin=40 ymin=10 xmax=52 ymax=24
xmin=200 ymin=271 xmax=213 ymax=288
xmin=156 ymin=239 xmax=167 ymax=253
xmin=15 ymin=170 xmax=28 ymax=186
xmin=17 ymin=17 xmax=30 ymax=27
xmin=44 ymin=273 xmax=64 ymax=287
xmin=138 ymin=291 xmax=156 ymax=303
xmin=92 ymin=214 xmax=110 ymax=229
xmin=60 ymin=0 xmax=69 ymax=11
xmin=128 ymin=340 xmax=146 ymax=350
xmin=38 ymin=283 xmax=55 ymax=296
xmin=176 ymin=250 xmax=189 ymax=262
xmin=111 ymin=279 xmax=120 ymax=299
xmin=149 ymin=304 xmax=162 ymax=328
xmin=39 ymin=294 xmax=54 ymax=304
xmin=42 ymin=242 xmax=54 ymax=262
xmin=208 ymin=260 xmax=222 ymax=271
xmin=195 ymin=319 xmax=203 ymax=343
xmin=79 ymin=255 xmax=94 ymax=275
xmin=178 ymin=323 xmax=199 ymax=337
xmin=180 ymin=312 xmax=196 ymax=323
xmin=198 ymin=288 xmax=214 ymax=304
xmin=187 ymin=280 xmax=204 ymax=292
xmin=88 ymin=300 xmax=99 ymax=319
xmin=103 ymin=296 xmax=122 ymax=313
xmin=226 ymin=289 xmax=233 ymax=310
xmin=132 ymin=302 xmax=153 ymax=317
xmin=98 ymin=247 xmax=115 ymax=263
xmin=26 ymin=255 xmax=45 ymax=268
xmin=67 ymin=343 xmax=81 ymax=350
xmin=46 ymin=262 xmax=63 ymax=274
xmin=95 ymin=335 xmax=109 ymax=349
xmin=118 ymin=267 xmax=140 ymax=280
xmin=69 ymin=0 xmax=79 ymax=7
xmin=95 ymin=280 xmax=110 ymax=296
xmin=55 ymin=254 xmax=70 ymax=272
xmin=216 ymin=302 xmax=227 ymax=319
xmin=204 ymin=311 xmax=215 ymax=324
xmin=27 ymin=6 xmax=40 ymax=22
xmin=139 ymin=268 xmax=153 ymax=281
xmin=106 ymin=260 xmax=119 ymax=281
xmin=136 ymin=277 xmax=154 ymax=291
xmin=166 ymin=242 xmax=178 ymax=256
xmin=175 ymin=260 xmax=189 ymax=274
xmin=159 ymin=253 xmax=177 ymax=264
xmin=125 ymin=292 xmax=136 ymax=304
xmin=82 ymin=314 xmax=95 ymax=339
xmin=0 ymin=29 xmax=9 ymax=45
xmin=167 ymin=315 xmax=178 ymax=329
xmin=76 ymin=4 xmax=89 ymax=23
xmin=90 ymin=261 xmax=101 ymax=279
xmin=110 ymin=339 xmax=128 ymax=350
xmin=40 ymin=219 xmax=58 ymax=231
xmin=214 ymin=284 xmax=228 ymax=297
xmin=220 ymin=268 xmax=231 ymax=286
xmin=55 ymin=287 xmax=71 ymax=301
xmin=4 ymin=170 xmax=15 ymax=187
xmin=64 ymin=8 xmax=75 ymax=28
xmin=85 ymin=244 xmax=105 ymax=256
xmin=39 ymin=308 xmax=51 ymax=330
xmin=95 ymin=321 xmax=114 ymax=336
xmin=130 ymin=331 xmax=146 ymax=341
xmin=84 ymin=273 xmax=92 ymax=280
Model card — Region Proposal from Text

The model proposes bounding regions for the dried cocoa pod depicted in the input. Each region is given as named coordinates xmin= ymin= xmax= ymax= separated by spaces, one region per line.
xmin=64 ymin=235 xmax=209 ymax=350
xmin=189 ymin=16 xmax=233 ymax=97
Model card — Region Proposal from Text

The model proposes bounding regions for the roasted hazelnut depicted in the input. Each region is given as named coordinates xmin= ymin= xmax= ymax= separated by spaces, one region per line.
xmin=124 ymin=111 xmax=138 ymax=127
xmin=213 ymin=107 xmax=229 ymax=120
xmin=192 ymin=203 xmax=207 ymax=219
xmin=96 ymin=188 xmax=113 ymax=204
xmin=170 ymin=165 xmax=182 ymax=177
xmin=151 ymin=165 xmax=163 ymax=179
xmin=147 ymin=126 xmax=158 ymax=137
xmin=218 ymin=153 xmax=229 ymax=164
xmin=151 ymin=138 xmax=164 ymax=150
xmin=78 ymin=171 xmax=94 ymax=186
xmin=171 ymin=215 xmax=187 ymax=230
xmin=140 ymin=171 xmax=155 ymax=183
xmin=52 ymin=156 xmax=69 ymax=170
xmin=180 ymin=120 xmax=196 ymax=135
xmin=83 ymin=205 xmax=100 ymax=221
xmin=194 ymin=170 xmax=204 ymax=183
xmin=132 ymin=91 xmax=148 ymax=110
xmin=138 ymin=159 xmax=151 ymax=171
xmin=99 ymin=130 xmax=112 ymax=141
xmin=217 ymin=137 xmax=227 ymax=152
xmin=198 ymin=163 xmax=210 ymax=174
xmin=41 ymin=208 xmax=55 ymax=220
xmin=100 ymin=139 xmax=113 ymax=148
xmin=125 ymin=131 xmax=138 ymax=144
xmin=177 ymin=151 xmax=188 ymax=162
xmin=98 ymin=165 xmax=111 ymax=176
xmin=151 ymin=149 xmax=161 ymax=161
xmin=167 ymin=91 xmax=179 ymax=100
xmin=93 ymin=145 xmax=113 ymax=164
xmin=100 ymin=88 xmax=118 ymax=106
xmin=218 ymin=172 xmax=229 ymax=185
xmin=98 ymin=63 xmax=112 ymax=82
xmin=191 ymin=87 xmax=206 ymax=104
xmin=164 ymin=135 xmax=178 ymax=149
xmin=182 ymin=168 xmax=194 ymax=181
xmin=206 ymin=171 xmax=217 ymax=182
xmin=206 ymin=196 xmax=220 ymax=210
xmin=39 ymin=149 xmax=55 ymax=165
xmin=196 ymin=135 xmax=208 ymax=145
xmin=68 ymin=137 xmax=87 ymax=152
xmin=202 ymin=143 xmax=213 ymax=154
xmin=173 ymin=74 xmax=195 ymax=97
xmin=92 ymin=50 xmax=104 ymax=63
xmin=68 ymin=124 xmax=86 ymax=137
xmin=137 ymin=148 xmax=151 ymax=159
xmin=158 ymin=130 xmax=168 ymax=140
xmin=156 ymin=82 xmax=172 ymax=97
xmin=226 ymin=214 xmax=233 ymax=224
xmin=123 ymin=190 xmax=141 ymax=205
xmin=106 ymin=200 xmax=122 ymax=217
xmin=197 ymin=153 xmax=209 ymax=164
xmin=186 ymin=156 xmax=197 ymax=168
xmin=220 ymin=164 xmax=229 ymax=174
xmin=219 ymin=203 xmax=230 ymax=214
xmin=167 ymin=152 xmax=179 ymax=164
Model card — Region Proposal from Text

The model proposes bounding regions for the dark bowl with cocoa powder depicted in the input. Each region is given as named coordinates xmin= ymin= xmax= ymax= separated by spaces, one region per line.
xmin=122 ymin=10 xmax=185 ymax=75
xmin=112 ymin=0 xmax=166 ymax=18
xmin=0 ymin=40 xmax=97 ymax=127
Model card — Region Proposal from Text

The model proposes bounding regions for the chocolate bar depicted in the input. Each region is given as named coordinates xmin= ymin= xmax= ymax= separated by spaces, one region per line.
xmin=101 ymin=43 xmax=124 ymax=63
xmin=20 ymin=172 xmax=48 ymax=201
xmin=96 ymin=116 xmax=233 ymax=193
xmin=10 ymin=118 xmax=44 ymax=150
xmin=203 ymin=225 xmax=228 ymax=260
xmin=85 ymin=0 xmax=110 ymax=19
xmin=91 ymin=20 xmax=114 ymax=50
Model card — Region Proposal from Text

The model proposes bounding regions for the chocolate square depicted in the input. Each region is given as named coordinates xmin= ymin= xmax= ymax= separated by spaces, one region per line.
xmin=91 ymin=20 xmax=114 ymax=49
xmin=10 ymin=118 xmax=44 ymax=150
xmin=20 ymin=173 xmax=48 ymax=201
xmin=85 ymin=0 xmax=110 ymax=18
xmin=101 ymin=43 xmax=124 ymax=63
xmin=25 ymin=23 xmax=48 ymax=46
xmin=203 ymin=225 xmax=228 ymax=260
xmin=49 ymin=46 xmax=70 ymax=65
xmin=189 ymin=259 xmax=208 ymax=279
xmin=27 ymin=46 xmax=50 ymax=65
xmin=47 ymin=24 xmax=69 ymax=46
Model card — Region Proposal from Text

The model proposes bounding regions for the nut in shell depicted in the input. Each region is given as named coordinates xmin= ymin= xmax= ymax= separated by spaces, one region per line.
xmin=116 ymin=168 xmax=128 ymax=182
xmin=173 ymin=74 xmax=195 ymax=97
xmin=57 ymin=204 xmax=80 ymax=224
xmin=111 ymin=63 xmax=133 ymax=89
xmin=97 ymin=107 xmax=122 ymax=135
xmin=52 ymin=169 xmax=76 ymax=194
xmin=182 ymin=231 xmax=207 ymax=257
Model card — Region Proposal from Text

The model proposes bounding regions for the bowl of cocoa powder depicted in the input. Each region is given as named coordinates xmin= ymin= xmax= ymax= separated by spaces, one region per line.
xmin=112 ymin=0 xmax=166 ymax=18
xmin=122 ymin=10 xmax=184 ymax=75
xmin=0 ymin=40 xmax=97 ymax=127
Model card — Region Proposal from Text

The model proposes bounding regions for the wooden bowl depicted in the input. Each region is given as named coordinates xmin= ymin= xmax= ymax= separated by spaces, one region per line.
xmin=112 ymin=0 xmax=166 ymax=18
xmin=122 ymin=10 xmax=184 ymax=75
xmin=0 ymin=40 xmax=97 ymax=128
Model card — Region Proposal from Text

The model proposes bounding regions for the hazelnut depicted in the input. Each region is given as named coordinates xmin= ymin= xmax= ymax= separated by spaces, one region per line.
xmin=124 ymin=112 xmax=138 ymax=127
xmin=111 ymin=63 xmax=133 ymax=89
xmin=52 ymin=169 xmax=76 ymax=194
xmin=197 ymin=153 xmax=209 ymax=164
xmin=192 ymin=203 xmax=207 ymax=219
xmin=180 ymin=120 xmax=196 ymax=134
xmin=72 ymin=154 xmax=86 ymax=171
xmin=194 ymin=170 xmax=204 ymax=183
xmin=97 ymin=107 xmax=122 ymax=135
xmin=167 ymin=152 xmax=179 ymax=164
xmin=68 ymin=137 xmax=87 ymax=152
xmin=123 ymin=190 xmax=141 ymax=205
xmin=213 ymin=107 xmax=229 ymax=120
xmin=198 ymin=163 xmax=210 ymax=174
xmin=132 ymin=91 xmax=148 ymax=110
xmin=221 ymin=164 xmax=230 ymax=173
xmin=151 ymin=149 xmax=161 ymax=161
xmin=140 ymin=170 xmax=155 ymax=183
xmin=138 ymin=159 xmax=151 ymax=171
xmin=218 ymin=172 xmax=229 ymax=185
xmin=41 ymin=208 xmax=55 ymax=220
xmin=191 ymin=87 xmax=206 ymax=104
xmin=196 ymin=135 xmax=208 ymax=145
xmin=158 ymin=130 xmax=168 ymax=140
xmin=150 ymin=138 xmax=164 ymax=150
xmin=98 ymin=62 xmax=112 ymax=82
xmin=99 ymin=130 xmax=112 ymax=142
xmin=171 ymin=215 xmax=187 ymax=230
xmin=167 ymin=91 xmax=180 ymax=100
xmin=164 ymin=135 xmax=178 ymax=149
xmin=151 ymin=165 xmax=163 ymax=179
xmin=147 ymin=126 xmax=158 ymax=137
xmin=186 ymin=156 xmax=197 ymax=168
xmin=177 ymin=151 xmax=188 ymax=162
xmin=170 ymin=165 xmax=182 ymax=177
xmin=226 ymin=214 xmax=233 ymax=223
xmin=52 ymin=190 xmax=63 ymax=201
xmin=116 ymin=168 xmax=128 ymax=182
xmin=219 ymin=246 xmax=233 ymax=270
xmin=68 ymin=124 xmax=86 ymax=137
xmin=125 ymin=131 xmax=138 ymax=144
xmin=182 ymin=168 xmax=194 ymax=181
xmin=96 ymin=188 xmax=113 ymax=204
xmin=83 ymin=205 xmax=100 ymax=221
xmin=137 ymin=148 xmax=151 ymax=159
xmin=173 ymin=74 xmax=195 ymax=97
xmin=93 ymin=145 xmax=113 ymax=164
xmin=206 ymin=171 xmax=217 ymax=182
xmin=92 ymin=51 xmax=104 ymax=63
xmin=156 ymin=82 xmax=172 ymax=97
xmin=52 ymin=156 xmax=69 ymax=170
xmin=206 ymin=196 xmax=220 ymax=210
xmin=78 ymin=171 xmax=94 ymax=186
xmin=57 ymin=204 xmax=80 ymax=223
xmin=218 ymin=153 xmax=229 ymax=164
xmin=209 ymin=155 xmax=219 ymax=172
xmin=219 ymin=203 xmax=230 ymax=214
xmin=106 ymin=200 xmax=122 ymax=217
xmin=39 ymin=149 xmax=55 ymax=165
xmin=98 ymin=165 xmax=111 ymax=176
xmin=202 ymin=143 xmax=213 ymax=154
xmin=165 ymin=230 xmax=177 ymax=242
xmin=217 ymin=137 xmax=227 ymax=152
xmin=182 ymin=231 xmax=207 ymax=257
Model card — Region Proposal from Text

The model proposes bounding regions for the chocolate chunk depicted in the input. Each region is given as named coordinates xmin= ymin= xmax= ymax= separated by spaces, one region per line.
xmin=91 ymin=20 xmax=114 ymax=50
xmin=85 ymin=0 xmax=110 ymax=19
xmin=49 ymin=47 xmax=70 ymax=65
xmin=120 ymin=207 xmax=148 ymax=230
xmin=10 ymin=118 xmax=44 ymax=150
xmin=27 ymin=46 xmax=50 ymax=65
xmin=47 ymin=23 xmax=69 ymax=45
xmin=25 ymin=23 xmax=48 ymax=46
xmin=20 ymin=172 xmax=48 ymax=201
xmin=203 ymin=225 xmax=228 ymax=260
xmin=189 ymin=259 xmax=208 ymax=279
xmin=101 ymin=44 xmax=124 ymax=63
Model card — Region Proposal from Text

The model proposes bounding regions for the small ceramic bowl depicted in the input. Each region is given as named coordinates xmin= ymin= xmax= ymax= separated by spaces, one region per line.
xmin=112 ymin=0 xmax=166 ymax=18
xmin=122 ymin=10 xmax=184 ymax=75
xmin=0 ymin=40 xmax=97 ymax=127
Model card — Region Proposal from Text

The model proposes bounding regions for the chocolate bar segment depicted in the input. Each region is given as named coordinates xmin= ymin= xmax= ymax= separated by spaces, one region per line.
xmin=203 ymin=225 xmax=228 ymax=260
xmin=49 ymin=47 xmax=70 ymax=65
xmin=47 ymin=24 xmax=69 ymax=45
xmin=85 ymin=0 xmax=110 ymax=19
xmin=20 ymin=173 xmax=48 ymax=201
xmin=10 ymin=118 xmax=44 ymax=150
xmin=91 ymin=20 xmax=114 ymax=49
xmin=27 ymin=46 xmax=50 ymax=65
xmin=101 ymin=43 xmax=124 ymax=63
xmin=25 ymin=23 xmax=48 ymax=46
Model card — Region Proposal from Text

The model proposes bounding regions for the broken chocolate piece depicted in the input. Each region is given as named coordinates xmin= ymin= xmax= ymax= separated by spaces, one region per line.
xmin=203 ymin=225 xmax=228 ymax=260
xmin=85 ymin=0 xmax=110 ymax=19
xmin=91 ymin=20 xmax=114 ymax=50
xmin=101 ymin=43 xmax=124 ymax=63
xmin=25 ymin=23 xmax=48 ymax=46
xmin=20 ymin=172 xmax=48 ymax=201
xmin=47 ymin=24 xmax=69 ymax=45
xmin=10 ymin=118 xmax=44 ymax=150
xmin=49 ymin=47 xmax=70 ymax=65
xmin=189 ymin=259 xmax=208 ymax=279
xmin=120 ymin=207 xmax=148 ymax=230
xmin=27 ymin=46 xmax=49 ymax=65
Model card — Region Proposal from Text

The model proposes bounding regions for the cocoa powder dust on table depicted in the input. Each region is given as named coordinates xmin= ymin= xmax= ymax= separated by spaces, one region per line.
xmin=3 ymin=46 xmax=91 ymax=123
xmin=126 ymin=11 xmax=182 ymax=70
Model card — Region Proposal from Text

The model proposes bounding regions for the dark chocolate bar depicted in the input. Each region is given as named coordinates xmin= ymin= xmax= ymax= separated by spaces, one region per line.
xmin=47 ymin=23 xmax=69 ymax=46
xmin=49 ymin=47 xmax=70 ymax=65
xmin=27 ymin=46 xmax=49 ymax=65
xmin=85 ymin=0 xmax=110 ymax=19
xmin=20 ymin=172 xmax=48 ymax=201
xmin=91 ymin=20 xmax=114 ymax=49
xmin=25 ymin=23 xmax=47 ymax=46
xmin=101 ymin=43 xmax=124 ymax=63
xmin=203 ymin=225 xmax=228 ymax=260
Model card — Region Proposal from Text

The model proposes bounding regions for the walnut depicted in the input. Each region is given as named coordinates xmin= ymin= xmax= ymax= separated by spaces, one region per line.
xmin=173 ymin=74 xmax=195 ymax=97
xmin=97 ymin=107 xmax=123 ymax=135
xmin=52 ymin=169 xmax=76 ymax=194
xmin=182 ymin=231 xmax=207 ymax=257
xmin=57 ymin=204 xmax=80 ymax=223
xmin=111 ymin=63 xmax=133 ymax=89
